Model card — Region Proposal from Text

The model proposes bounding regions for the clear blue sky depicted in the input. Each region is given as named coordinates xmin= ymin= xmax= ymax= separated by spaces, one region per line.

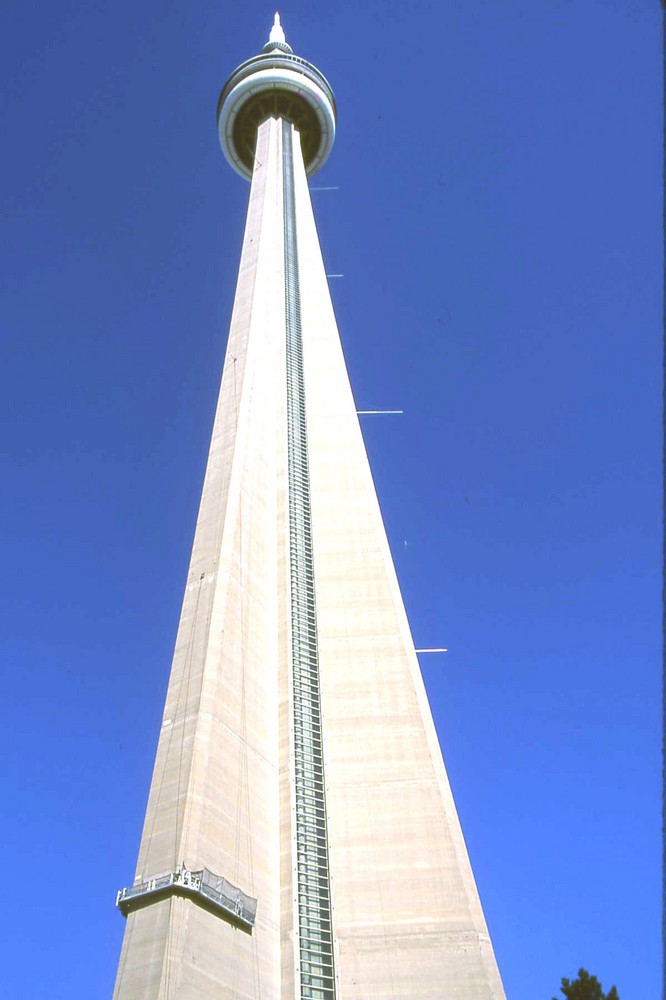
xmin=1 ymin=2 xmax=661 ymax=998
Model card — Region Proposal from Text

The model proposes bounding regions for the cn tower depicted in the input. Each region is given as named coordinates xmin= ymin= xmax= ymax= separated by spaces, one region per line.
xmin=112 ymin=16 xmax=506 ymax=999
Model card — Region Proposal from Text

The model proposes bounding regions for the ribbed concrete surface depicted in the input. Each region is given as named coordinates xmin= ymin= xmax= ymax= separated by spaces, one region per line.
xmin=112 ymin=116 xmax=505 ymax=1000
xmin=292 ymin=130 xmax=505 ymax=999
xmin=113 ymin=118 xmax=285 ymax=1000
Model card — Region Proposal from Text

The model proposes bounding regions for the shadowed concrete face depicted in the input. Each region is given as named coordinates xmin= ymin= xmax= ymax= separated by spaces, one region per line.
xmin=113 ymin=110 xmax=506 ymax=1000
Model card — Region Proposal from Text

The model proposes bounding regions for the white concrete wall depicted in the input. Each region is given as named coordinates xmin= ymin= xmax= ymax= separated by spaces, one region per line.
xmin=292 ymin=130 xmax=506 ymax=999
xmin=113 ymin=116 xmax=505 ymax=1000
xmin=113 ymin=117 xmax=285 ymax=1000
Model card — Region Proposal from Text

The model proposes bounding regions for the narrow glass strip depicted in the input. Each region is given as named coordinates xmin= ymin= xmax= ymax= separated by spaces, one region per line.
xmin=282 ymin=119 xmax=337 ymax=1000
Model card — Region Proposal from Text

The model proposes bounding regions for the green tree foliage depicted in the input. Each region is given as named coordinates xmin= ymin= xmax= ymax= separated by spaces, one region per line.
xmin=554 ymin=968 xmax=619 ymax=1000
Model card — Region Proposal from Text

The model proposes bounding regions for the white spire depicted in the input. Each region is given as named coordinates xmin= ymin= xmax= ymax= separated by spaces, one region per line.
xmin=269 ymin=12 xmax=286 ymax=46
xmin=262 ymin=11 xmax=292 ymax=54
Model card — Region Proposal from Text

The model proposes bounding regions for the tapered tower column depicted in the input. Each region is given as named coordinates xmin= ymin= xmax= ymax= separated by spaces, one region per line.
xmin=113 ymin=16 xmax=506 ymax=1000
xmin=113 ymin=112 xmax=289 ymax=1000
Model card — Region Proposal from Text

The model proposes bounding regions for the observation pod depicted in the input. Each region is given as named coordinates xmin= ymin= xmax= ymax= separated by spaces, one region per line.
xmin=217 ymin=14 xmax=336 ymax=179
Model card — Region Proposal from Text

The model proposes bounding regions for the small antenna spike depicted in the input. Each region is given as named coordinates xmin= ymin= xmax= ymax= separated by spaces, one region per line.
xmin=269 ymin=11 xmax=287 ymax=46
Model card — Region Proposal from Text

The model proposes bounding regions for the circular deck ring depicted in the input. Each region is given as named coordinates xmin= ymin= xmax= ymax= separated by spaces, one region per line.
xmin=218 ymin=54 xmax=336 ymax=179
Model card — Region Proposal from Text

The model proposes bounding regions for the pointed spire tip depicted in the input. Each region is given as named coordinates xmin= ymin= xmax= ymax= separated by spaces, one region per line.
xmin=269 ymin=11 xmax=286 ymax=46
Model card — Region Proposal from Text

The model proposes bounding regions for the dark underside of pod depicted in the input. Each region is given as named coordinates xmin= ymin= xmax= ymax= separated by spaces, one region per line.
xmin=232 ymin=90 xmax=321 ymax=175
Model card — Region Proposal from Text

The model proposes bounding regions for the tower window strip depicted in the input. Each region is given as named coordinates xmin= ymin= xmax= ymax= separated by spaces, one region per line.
xmin=282 ymin=118 xmax=337 ymax=1000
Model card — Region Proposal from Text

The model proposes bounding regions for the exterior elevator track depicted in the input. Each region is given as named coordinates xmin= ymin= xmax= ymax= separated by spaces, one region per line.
xmin=282 ymin=119 xmax=337 ymax=1000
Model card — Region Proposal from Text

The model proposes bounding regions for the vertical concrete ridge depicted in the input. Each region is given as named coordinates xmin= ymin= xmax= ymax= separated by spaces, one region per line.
xmin=113 ymin=118 xmax=285 ymax=1000
xmin=113 ymin=108 xmax=506 ymax=1000
xmin=290 ymin=130 xmax=506 ymax=998
xmin=174 ymin=116 xmax=284 ymax=882
xmin=283 ymin=121 xmax=338 ymax=1000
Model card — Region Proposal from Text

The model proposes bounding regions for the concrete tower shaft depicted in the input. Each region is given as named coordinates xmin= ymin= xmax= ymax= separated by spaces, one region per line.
xmin=113 ymin=17 xmax=506 ymax=1000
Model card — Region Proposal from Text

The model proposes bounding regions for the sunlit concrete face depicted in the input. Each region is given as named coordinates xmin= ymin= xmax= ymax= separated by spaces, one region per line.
xmin=113 ymin=117 xmax=285 ymax=1000
xmin=290 ymin=124 xmax=505 ymax=1000
xmin=113 ymin=24 xmax=506 ymax=1000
